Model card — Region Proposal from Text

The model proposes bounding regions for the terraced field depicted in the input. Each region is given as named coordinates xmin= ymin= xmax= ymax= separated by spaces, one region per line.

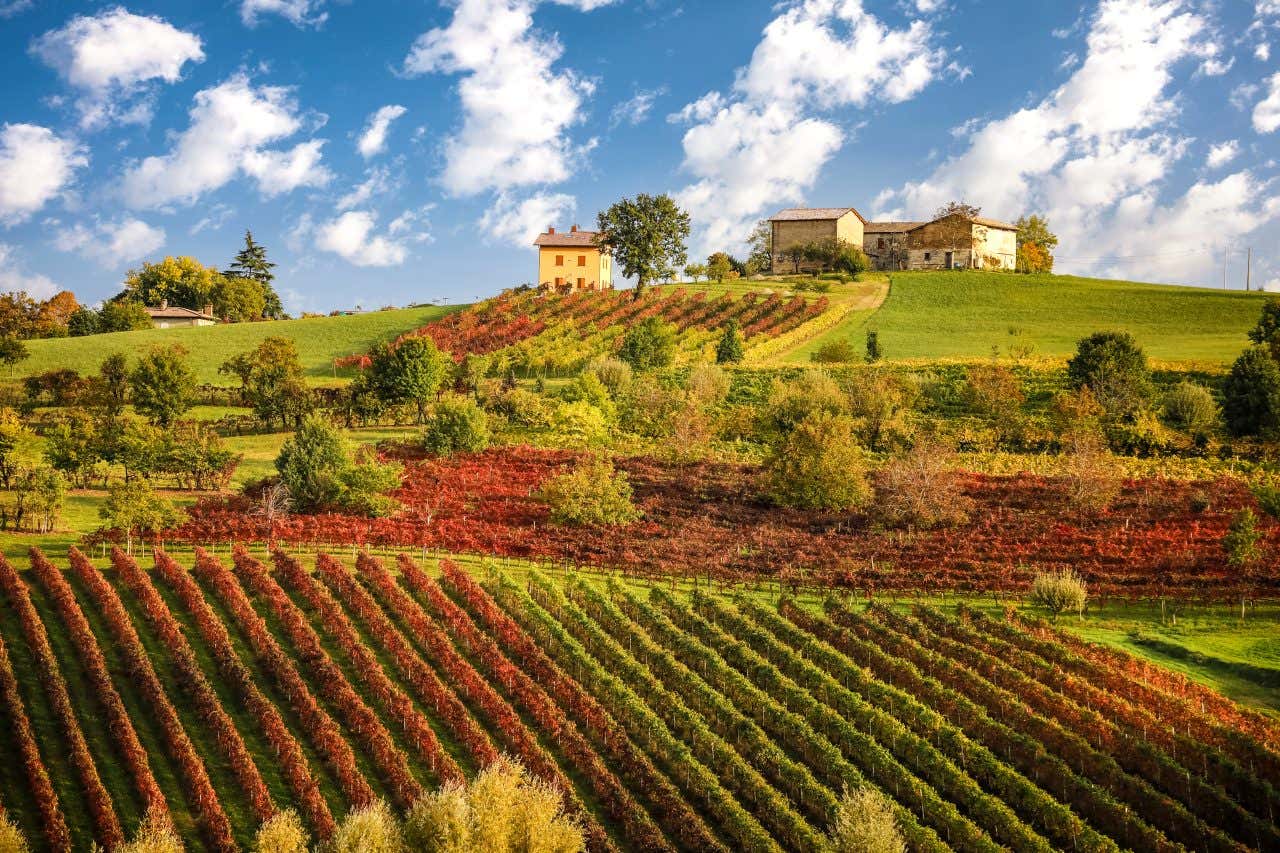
xmin=0 ymin=547 xmax=1275 ymax=851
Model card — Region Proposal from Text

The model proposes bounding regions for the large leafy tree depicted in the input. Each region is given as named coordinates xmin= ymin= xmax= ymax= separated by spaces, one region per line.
xmin=98 ymin=300 xmax=153 ymax=332
xmin=747 ymin=219 xmax=773 ymax=272
xmin=1223 ymin=346 xmax=1280 ymax=437
xmin=225 ymin=230 xmax=285 ymax=318
xmin=362 ymin=337 xmax=452 ymax=423
xmin=119 ymin=256 xmax=221 ymax=309
xmin=220 ymin=336 xmax=315 ymax=429
xmin=1016 ymin=214 xmax=1058 ymax=273
xmin=211 ymin=275 xmax=267 ymax=322
xmin=276 ymin=416 xmax=402 ymax=516
xmin=130 ymin=344 xmax=195 ymax=427
xmin=597 ymin=193 xmax=691 ymax=297
xmin=1065 ymin=331 xmax=1151 ymax=416
xmin=617 ymin=316 xmax=676 ymax=371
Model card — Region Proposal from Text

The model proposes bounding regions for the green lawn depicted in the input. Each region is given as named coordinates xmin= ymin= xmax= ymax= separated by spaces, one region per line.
xmin=801 ymin=271 xmax=1267 ymax=364
xmin=12 ymin=305 xmax=458 ymax=386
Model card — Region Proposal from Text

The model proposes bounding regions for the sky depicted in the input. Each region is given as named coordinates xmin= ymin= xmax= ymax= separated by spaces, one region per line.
xmin=0 ymin=0 xmax=1278 ymax=314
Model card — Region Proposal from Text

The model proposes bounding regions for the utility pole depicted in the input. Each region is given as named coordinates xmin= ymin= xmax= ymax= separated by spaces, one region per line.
xmin=1224 ymin=251 xmax=1228 ymax=289
xmin=1246 ymin=247 xmax=1252 ymax=292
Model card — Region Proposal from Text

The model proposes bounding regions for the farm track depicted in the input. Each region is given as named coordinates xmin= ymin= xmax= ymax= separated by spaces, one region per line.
xmin=0 ymin=547 xmax=1274 ymax=851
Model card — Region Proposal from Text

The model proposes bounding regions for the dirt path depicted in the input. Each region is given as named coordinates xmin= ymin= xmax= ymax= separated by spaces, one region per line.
xmin=758 ymin=276 xmax=891 ymax=364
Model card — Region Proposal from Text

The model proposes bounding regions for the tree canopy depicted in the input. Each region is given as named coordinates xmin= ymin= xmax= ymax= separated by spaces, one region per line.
xmin=597 ymin=194 xmax=691 ymax=296
xmin=224 ymin=230 xmax=285 ymax=318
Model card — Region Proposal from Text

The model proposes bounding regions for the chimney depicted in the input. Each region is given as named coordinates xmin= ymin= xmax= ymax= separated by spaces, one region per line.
xmin=548 ymin=226 xmax=556 ymax=234
xmin=570 ymin=224 xmax=578 ymax=233
xmin=203 ymin=303 xmax=214 ymax=317
xmin=159 ymin=299 xmax=167 ymax=310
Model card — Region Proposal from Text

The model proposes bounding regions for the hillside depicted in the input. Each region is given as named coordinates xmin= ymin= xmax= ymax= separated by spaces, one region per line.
xmin=787 ymin=271 xmax=1267 ymax=364
xmin=13 ymin=304 xmax=456 ymax=385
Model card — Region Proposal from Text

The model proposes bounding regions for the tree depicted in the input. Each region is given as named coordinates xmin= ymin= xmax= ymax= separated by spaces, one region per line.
xmin=617 ymin=317 xmax=676 ymax=371
xmin=211 ymin=275 xmax=266 ymax=322
xmin=129 ymin=344 xmax=195 ymax=426
xmin=1223 ymin=347 xmax=1280 ymax=437
xmin=716 ymin=318 xmax=745 ymax=364
xmin=422 ymin=397 xmax=490 ymax=455
xmin=67 ymin=306 xmax=100 ymax=336
xmin=1015 ymin=214 xmax=1058 ymax=273
xmin=119 ymin=256 xmax=221 ymax=310
xmin=1248 ymin=298 xmax=1280 ymax=360
xmin=0 ymin=408 xmax=29 ymax=490
xmin=1065 ymin=331 xmax=1150 ymax=416
xmin=935 ymin=201 xmax=981 ymax=219
xmin=864 ymin=330 xmax=883 ymax=363
xmin=99 ymin=300 xmax=153 ymax=332
xmin=0 ymin=292 xmax=41 ymax=339
xmin=364 ymin=337 xmax=452 ymax=424
xmin=99 ymin=479 xmax=182 ymax=553
xmin=92 ymin=352 xmax=131 ymax=418
xmin=221 ymin=337 xmax=316 ymax=429
xmin=404 ymin=756 xmax=585 ymax=852
xmin=1031 ymin=569 xmax=1088 ymax=621
xmin=827 ymin=787 xmax=905 ymax=853
xmin=747 ymin=219 xmax=773 ymax=272
xmin=36 ymin=290 xmax=78 ymax=337
xmin=225 ymin=230 xmax=285 ymax=318
xmin=7 ymin=465 xmax=66 ymax=533
xmin=0 ymin=335 xmax=29 ymax=372
xmin=706 ymin=252 xmax=732 ymax=283
xmin=874 ymin=443 xmax=974 ymax=529
xmin=682 ymin=262 xmax=706 ymax=282
xmin=765 ymin=411 xmax=872 ymax=511
xmin=328 ymin=801 xmax=403 ymax=853
xmin=253 ymin=809 xmax=308 ymax=853
xmin=597 ymin=194 xmax=691 ymax=297
xmin=276 ymin=416 xmax=402 ymax=516
xmin=1160 ymin=381 xmax=1219 ymax=440
xmin=44 ymin=412 xmax=102 ymax=488
xmin=811 ymin=339 xmax=859 ymax=363
xmin=759 ymin=370 xmax=848 ymax=439
xmin=1224 ymin=508 xmax=1263 ymax=568
xmin=537 ymin=456 xmax=642 ymax=526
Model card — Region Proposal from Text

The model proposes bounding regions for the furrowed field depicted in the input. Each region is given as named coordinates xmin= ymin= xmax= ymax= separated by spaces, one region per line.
xmin=0 ymin=546 xmax=1277 ymax=852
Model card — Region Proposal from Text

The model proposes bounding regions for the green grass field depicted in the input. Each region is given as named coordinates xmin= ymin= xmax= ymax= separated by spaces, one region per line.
xmin=789 ymin=271 xmax=1268 ymax=365
xmin=13 ymin=305 xmax=456 ymax=385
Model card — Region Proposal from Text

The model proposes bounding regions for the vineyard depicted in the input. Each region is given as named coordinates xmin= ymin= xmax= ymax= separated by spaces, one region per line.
xmin=177 ymin=446 xmax=1280 ymax=601
xmin=335 ymin=287 xmax=831 ymax=375
xmin=0 ymin=546 xmax=1275 ymax=851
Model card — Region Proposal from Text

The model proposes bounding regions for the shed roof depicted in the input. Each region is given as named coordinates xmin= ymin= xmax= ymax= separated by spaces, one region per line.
xmin=534 ymin=229 xmax=602 ymax=248
xmin=769 ymin=207 xmax=866 ymax=223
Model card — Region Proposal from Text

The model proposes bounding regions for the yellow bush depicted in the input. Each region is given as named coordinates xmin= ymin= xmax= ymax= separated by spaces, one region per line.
xmin=0 ymin=813 xmax=28 ymax=853
xmin=330 ymin=801 xmax=404 ymax=853
xmin=254 ymin=810 xmax=309 ymax=853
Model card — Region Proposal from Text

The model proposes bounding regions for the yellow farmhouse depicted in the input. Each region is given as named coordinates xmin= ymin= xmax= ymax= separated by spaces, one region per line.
xmin=533 ymin=225 xmax=613 ymax=293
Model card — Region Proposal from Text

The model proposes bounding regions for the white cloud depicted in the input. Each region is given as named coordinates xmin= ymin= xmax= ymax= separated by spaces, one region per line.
xmin=122 ymin=74 xmax=330 ymax=208
xmin=0 ymin=244 xmax=60 ymax=300
xmin=609 ymin=88 xmax=665 ymax=129
xmin=478 ymin=191 xmax=575 ymax=248
xmin=357 ymin=104 xmax=408 ymax=158
xmin=402 ymin=0 xmax=607 ymax=197
xmin=31 ymin=7 xmax=204 ymax=129
xmin=1206 ymin=139 xmax=1240 ymax=169
xmin=1257 ymin=43 xmax=1271 ymax=61
xmin=671 ymin=0 xmax=948 ymax=254
xmin=1255 ymin=72 xmax=1280 ymax=133
xmin=336 ymin=167 xmax=393 ymax=209
xmin=241 ymin=0 xmax=328 ymax=27
xmin=315 ymin=210 xmax=408 ymax=266
xmin=0 ymin=124 xmax=87 ymax=226
xmin=54 ymin=216 xmax=165 ymax=267
xmin=876 ymin=0 xmax=1276 ymax=287
xmin=0 ymin=0 xmax=33 ymax=18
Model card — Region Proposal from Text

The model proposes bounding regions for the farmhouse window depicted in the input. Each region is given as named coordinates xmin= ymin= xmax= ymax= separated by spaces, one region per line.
xmin=577 ymin=277 xmax=585 ymax=288
xmin=555 ymin=255 xmax=564 ymax=265
xmin=578 ymin=255 xmax=586 ymax=266
xmin=924 ymin=252 xmax=931 ymax=261
xmin=877 ymin=238 xmax=885 ymax=249
xmin=555 ymin=277 xmax=564 ymax=286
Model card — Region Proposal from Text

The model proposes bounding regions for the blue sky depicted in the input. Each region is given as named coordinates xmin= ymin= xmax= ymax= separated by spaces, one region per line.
xmin=0 ymin=0 xmax=1278 ymax=313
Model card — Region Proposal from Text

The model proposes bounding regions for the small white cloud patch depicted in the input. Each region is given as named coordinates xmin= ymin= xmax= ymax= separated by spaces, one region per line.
xmin=54 ymin=216 xmax=165 ymax=268
xmin=0 ymin=123 xmax=87 ymax=226
xmin=1206 ymin=140 xmax=1240 ymax=169
xmin=315 ymin=210 xmax=409 ymax=267
xmin=357 ymin=105 xmax=408 ymax=159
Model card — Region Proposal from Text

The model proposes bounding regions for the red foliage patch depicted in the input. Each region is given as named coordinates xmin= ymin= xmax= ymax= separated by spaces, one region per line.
xmin=175 ymin=446 xmax=1280 ymax=600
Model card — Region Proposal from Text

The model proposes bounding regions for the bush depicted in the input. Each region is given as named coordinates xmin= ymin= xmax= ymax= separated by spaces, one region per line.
xmin=1222 ymin=346 xmax=1280 ymax=437
xmin=765 ymin=411 xmax=872 ymax=511
xmin=1060 ymin=433 xmax=1122 ymax=514
xmin=552 ymin=401 xmax=610 ymax=447
xmin=423 ymin=397 xmax=491 ymax=456
xmin=1031 ymin=569 xmax=1088 ymax=620
xmin=1065 ymin=331 xmax=1150 ymax=415
xmin=537 ymin=456 xmax=642 ymax=526
xmin=116 ymin=811 xmax=183 ymax=853
xmin=864 ymin=330 xmax=883 ymax=363
xmin=1251 ymin=482 xmax=1280 ymax=519
xmin=874 ymin=444 xmax=974 ymax=529
xmin=617 ymin=317 xmax=676 ymax=371
xmin=488 ymin=388 xmax=553 ymax=429
xmin=685 ymin=362 xmax=729 ymax=408
xmin=1160 ymin=380 xmax=1219 ymax=438
xmin=560 ymin=372 xmax=616 ymax=422
xmin=254 ymin=810 xmax=308 ymax=853
xmin=276 ymin=416 xmax=403 ymax=516
xmin=826 ymin=786 xmax=904 ymax=853
xmin=810 ymin=339 xmax=859 ymax=364
xmin=329 ymin=800 xmax=404 ymax=853
xmin=0 ymin=814 xmax=26 ymax=853
xmin=715 ymin=319 xmax=745 ymax=364
xmin=1224 ymin=508 xmax=1263 ymax=568
xmin=585 ymin=356 xmax=632 ymax=393
xmin=759 ymin=370 xmax=848 ymax=438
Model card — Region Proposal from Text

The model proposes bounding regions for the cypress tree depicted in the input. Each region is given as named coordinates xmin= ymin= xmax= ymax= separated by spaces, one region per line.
xmin=225 ymin=230 xmax=285 ymax=318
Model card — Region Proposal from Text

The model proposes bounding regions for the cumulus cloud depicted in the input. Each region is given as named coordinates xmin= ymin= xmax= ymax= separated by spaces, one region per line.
xmin=609 ymin=88 xmax=665 ymax=129
xmin=670 ymin=0 xmax=949 ymax=254
xmin=122 ymin=74 xmax=331 ymax=208
xmin=0 ymin=0 xmax=33 ymax=18
xmin=1206 ymin=140 xmax=1240 ymax=169
xmin=54 ymin=216 xmax=165 ymax=267
xmin=479 ymin=191 xmax=575 ymax=248
xmin=0 ymin=244 xmax=60 ymax=300
xmin=357 ymin=104 xmax=408 ymax=158
xmin=0 ymin=123 xmax=87 ymax=226
xmin=402 ymin=0 xmax=608 ymax=197
xmin=336 ymin=167 xmax=393 ymax=209
xmin=241 ymin=0 xmax=329 ymax=27
xmin=31 ymin=7 xmax=204 ymax=129
xmin=314 ymin=210 xmax=408 ymax=266
xmin=876 ymin=0 xmax=1275 ymax=287
xmin=1255 ymin=72 xmax=1280 ymax=133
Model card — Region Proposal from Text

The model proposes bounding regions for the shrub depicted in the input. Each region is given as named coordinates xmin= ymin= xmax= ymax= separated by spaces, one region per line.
xmin=1060 ymin=433 xmax=1122 ymax=514
xmin=537 ymin=456 xmax=642 ymax=526
xmin=759 ymin=370 xmax=848 ymax=438
xmin=329 ymin=800 xmax=404 ymax=853
xmin=715 ymin=318 xmax=745 ymax=364
xmin=1222 ymin=346 xmax=1280 ymax=437
xmin=810 ymin=339 xmax=859 ymax=364
xmin=765 ymin=411 xmax=872 ymax=511
xmin=116 ymin=811 xmax=183 ymax=853
xmin=685 ymin=362 xmax=729 ymax=408
xmin=1031 ymin=569 xmax=1088 ymax=620
xmin=845 ymin=370 xmax=913 ymax=452
xmin=1065 ymin=331 xmax=1150 ymax=415
xmin=826 ymin=786 xmax=904 ymax=853
xmin=276 ymin=416 xmax=403 ymax=516
xmin=488 ymin=388 xmax=552 ymax=429
xmin=1160 ymin=381 xmax=1219 ymax=438
xmin=423 ymin=397 xmax=491 ymax=456
xmin=1224 ymin=508 xmax=1263 ymax=568
xmin=552 ymin=401 xmax=609 ymax=447
xmin=1251 ymin=482 xmax=1280 ymax=519
xmin=874 ymin=444 xmax=973 ymax=529
xmin=619 ymin=374 xmax=684 ymax=438
xmin=254 ymin=810 xmax=309 ymax=853
xmin=617 ymin=317 xmax=676 ymax=371
xmin=585 ymin=356 xmax=632 ymax=393
xmin=864 ymin=330 xmax=883 ymax=363
xmin=0 ymin=814 xmax=26 ymax=853
xmin=560 ymin=372 xmax=616 ymax=422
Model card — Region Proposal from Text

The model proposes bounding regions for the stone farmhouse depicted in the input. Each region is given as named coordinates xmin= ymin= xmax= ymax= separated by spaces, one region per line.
xmin=144 ymin=301 xmax=218 ymax=329
xmin=533 ymin=225 xmax=614 ymax=293
xmin=769 ymin=207 xmax=1018 ymax=273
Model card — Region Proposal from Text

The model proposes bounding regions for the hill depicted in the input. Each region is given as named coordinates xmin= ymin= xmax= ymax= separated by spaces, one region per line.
xmin=788 ymin=271 xmax=1267 ymax=364
xmin=12 ymin=305 xmax=456 ymax=385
